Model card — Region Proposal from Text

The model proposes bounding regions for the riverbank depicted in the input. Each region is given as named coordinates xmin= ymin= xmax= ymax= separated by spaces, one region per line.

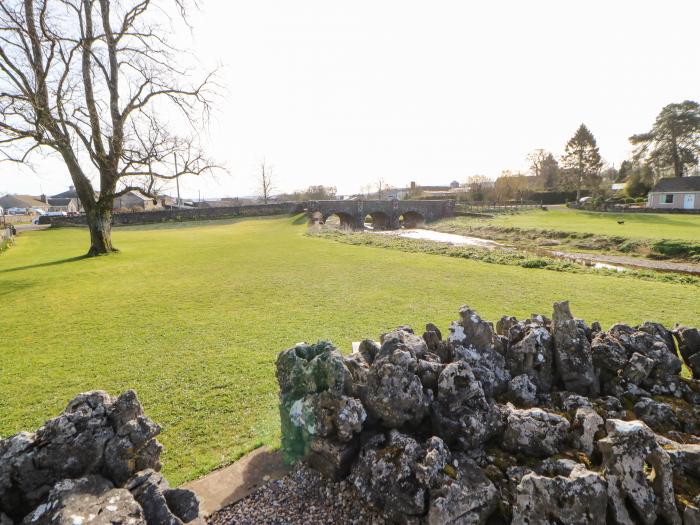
xmin=313 ymin=229 xmax=700 ymax=286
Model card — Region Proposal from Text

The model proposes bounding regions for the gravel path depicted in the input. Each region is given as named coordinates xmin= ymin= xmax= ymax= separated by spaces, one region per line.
xmin=208 ymin=464 xmax=387 ymax=525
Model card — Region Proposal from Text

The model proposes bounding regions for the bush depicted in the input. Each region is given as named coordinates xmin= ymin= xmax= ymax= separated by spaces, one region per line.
xmin=520 ymin=258 xmax=550 ymax=268
xmin=618 ymin=239 xmax=643 ymax=253
xmin=651 ymin=239 xmax=700 ymax=261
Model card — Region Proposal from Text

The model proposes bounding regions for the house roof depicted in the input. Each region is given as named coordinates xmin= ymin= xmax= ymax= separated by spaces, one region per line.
xmin=0 ymin=194 xmax=48 ymax=208
xmin=51 ymin=187 xmax=79 ymax=198
xmin=651 ymin=176 xmax=700 ymax=193
xmin=47 ymin=197 xmax=76 ymax=207
xmin=116 ymin=190 xmax=151 ymax=201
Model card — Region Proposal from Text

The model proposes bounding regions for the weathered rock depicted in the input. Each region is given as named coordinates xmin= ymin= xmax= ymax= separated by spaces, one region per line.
xmin=593 ymin=396 xmax=626 ymax=419
xmin=0 ymin=390 xmax=161 ymax=519
xmin=552 ymin=301 xmax=598 ymax=396
xmin=688 ymin=352 xmax=700 ymax=380
xmin=505 ymin=322 xmax=555 ymax=393
xmin=633 ymin=397 xmax=680 ymax=432
xmin=276 ymin=341 xmax=349 ymax=400
xmin=305 ymin=436 xmax=359 ymax=481
xmin=502 ymin=405 xmax=569 ymax=457
xmin=288 ymin=391 xmax=366 ymax=442
xmin=553 ymin=391 xmax=592 ymax=413
xmin=598 ymin=419 xmax=680 ymax=525
xmin=610 ymin=324 xmax=682 ymax=379
xmin=422 ymin=330 xmax=441 ymax=354
xmin=453 ymin=343 xmax=510 ymax=397
xmin=638 ymin=321 xmax=676 ymax=355
xmin=431 ymin=362 xmax=504 ymax=450
xmin=686 ymin=503 xmax=700 ymax=525
xmin=508 ymin=374 xmax=537 ymax=407
xmin=572 ymin=407 xmax=604 ymax=456
xmin=674 ymin=326 xmax=700 ymax=363
xmin=496 ymin=315 xmax=518 ymax=337
xmin=22 ymin=476 xmax=145 ymax=525
xmin=512 ymin=463 xmax=607 ymax=525
xmin=661 ymin=441 xmax=700 ymax=479
xmin=591 ymin=332 xmax=628 ymax=387
xmin=425 ymin=322 xmax=442 ymax=341
xmin=350 ymin=431 xmax=428 ymax=523
xmin=427 ymin=455 xmax=498 ymax=525
xmin=622 ymin=352 xmax=656 ymax=384
xmin=450 ymin=306 xmax=496 ymax=352
xmin=381 ymin=328 xmax=429 ymax=359
xmin=364 ymin=336 xmax=431 ymax=428
xmin=415 ymin=357 xmax=445 ymax=392
xmin=127 ymin=469 xmax=203 ymax=525
xmin=276 ymin=341 xmax=359 ymax=461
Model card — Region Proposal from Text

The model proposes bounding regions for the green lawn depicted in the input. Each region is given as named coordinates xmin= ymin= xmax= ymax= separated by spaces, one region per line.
xmin=1 ymin=216 xmax=699 ymax=485
xmin=485 ymin=206 xmax=700 ymax=240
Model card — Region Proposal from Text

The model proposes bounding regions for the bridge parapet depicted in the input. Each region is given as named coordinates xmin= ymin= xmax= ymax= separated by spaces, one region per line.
xmin=308 ymin=199 xmax=454 ymax=230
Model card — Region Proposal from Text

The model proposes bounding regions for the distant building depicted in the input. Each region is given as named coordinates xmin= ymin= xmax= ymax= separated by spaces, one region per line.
xmin=113 ymin=190 xmax=161 ymax=211
xmin=46 ymin=197 xmax=80 ymax=214
xmin=51 ymin=185 xmax=95 ymax=212
xmin=0 ymin=194 xmax=50 ymax=212
xmin=647 ymin=177 xmax=700 ymax=210
xmin=611 ymin=183 xmax=626 ymax=192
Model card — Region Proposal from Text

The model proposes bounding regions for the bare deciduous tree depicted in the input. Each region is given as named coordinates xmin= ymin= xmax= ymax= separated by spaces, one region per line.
xmin=527 ymin=149 xmax=548 ymax=178
xmin=257 ymin=160 xmax=275 ymax=204
xmin=375 ymin=178 xmax=390 ymax=199
xmin=0 ymin=0 xmax=220 ymax=255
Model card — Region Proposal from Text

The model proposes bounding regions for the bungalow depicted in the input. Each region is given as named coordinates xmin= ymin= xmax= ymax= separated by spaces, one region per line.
xmin=0 ymin=194 xmax=50 ymax=213
xmin=647 ymin=177 xmax=700 ymax=210
xmin=46 ymin=197 xmax=80 ymax=214
xmin=113 ymin=190 xmax=162 ymax=211
xmin=51 ymin=186 xmax=89 ymax=212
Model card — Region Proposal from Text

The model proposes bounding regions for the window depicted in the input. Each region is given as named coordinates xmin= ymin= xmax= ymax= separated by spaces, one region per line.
xmin=663 ymin=194 xmax=674 ymax=204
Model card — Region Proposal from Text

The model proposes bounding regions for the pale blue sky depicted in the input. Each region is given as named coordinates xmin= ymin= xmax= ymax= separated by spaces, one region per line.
xmin=1 ymin=0 xmax=699 ymax=198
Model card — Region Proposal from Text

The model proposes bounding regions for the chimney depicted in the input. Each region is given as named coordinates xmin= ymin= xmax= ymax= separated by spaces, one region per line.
xmin=410 ymin=181 xmax=416 ymax=190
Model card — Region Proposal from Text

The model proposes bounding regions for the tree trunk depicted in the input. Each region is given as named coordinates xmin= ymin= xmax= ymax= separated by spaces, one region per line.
xmin=86 ymin=203 xmax=116 ymax=256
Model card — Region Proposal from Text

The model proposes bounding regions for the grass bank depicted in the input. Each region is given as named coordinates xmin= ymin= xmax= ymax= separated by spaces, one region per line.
xmin=437 ymin=209 xmax=700 ymax=262
xmin=482 ymin=207 xmax=700 ymax=240
xmin=1 ymin=216 xmax=699 ymax=484
xmin=314 ymin=230 xmax=700 ymax=286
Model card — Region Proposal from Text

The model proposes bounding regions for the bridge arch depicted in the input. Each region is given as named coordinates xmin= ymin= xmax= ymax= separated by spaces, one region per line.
xmin=322 ymin=211 xmax=358 ymax=230
xmin=364 ymin=211 xmax=391 ymax=230
xmin=399 ymin=211 xmax=426 ymax=229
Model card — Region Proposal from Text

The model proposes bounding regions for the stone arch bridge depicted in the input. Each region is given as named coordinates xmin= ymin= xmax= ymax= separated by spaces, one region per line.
xmin=308 ymin=200 xmax=455 ymax=230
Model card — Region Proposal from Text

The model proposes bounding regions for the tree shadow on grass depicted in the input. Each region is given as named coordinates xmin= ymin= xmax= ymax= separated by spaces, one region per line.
xmin=0 ymin=255 xmax=88 ymax=275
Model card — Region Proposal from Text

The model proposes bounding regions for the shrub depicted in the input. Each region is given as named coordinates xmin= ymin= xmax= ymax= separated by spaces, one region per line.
xmin=651 ymin=239 xmax=700 ymax=260
xmin=520 ymin=258 xmax=550 ymax=268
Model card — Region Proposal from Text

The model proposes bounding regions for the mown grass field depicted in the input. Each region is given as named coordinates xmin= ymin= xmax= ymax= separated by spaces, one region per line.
xmin=482 ymin=206 xmax=700 ymax=240
xmin=1 ymin=215 xmax=699 ymax=485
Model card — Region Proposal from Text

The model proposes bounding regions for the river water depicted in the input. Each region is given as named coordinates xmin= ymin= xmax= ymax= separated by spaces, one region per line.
xmin=369 ymin=228 xmax=502 ymax=248
xmin=367 ymin=228 xmax=629 ymax=272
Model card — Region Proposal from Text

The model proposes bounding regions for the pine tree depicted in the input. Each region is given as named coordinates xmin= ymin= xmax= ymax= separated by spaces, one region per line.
xmin=561 ymin=124 xmax=603 ymax=201
xmin=630 ymin=100 xmax=700 ymax=177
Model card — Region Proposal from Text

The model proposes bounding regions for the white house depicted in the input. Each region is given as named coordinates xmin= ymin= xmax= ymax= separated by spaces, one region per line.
xmin=647 ymin=177 xmax=700 ymax=210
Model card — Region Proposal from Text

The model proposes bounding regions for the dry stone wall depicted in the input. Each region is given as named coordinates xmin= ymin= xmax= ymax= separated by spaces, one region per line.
xmin=277 ymin=301 xmax=700 ymax=524
xmin=42 ymin=202 xmax=303 ymax=227
xmin=0 ymin=390 xmax=204 ymax=525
